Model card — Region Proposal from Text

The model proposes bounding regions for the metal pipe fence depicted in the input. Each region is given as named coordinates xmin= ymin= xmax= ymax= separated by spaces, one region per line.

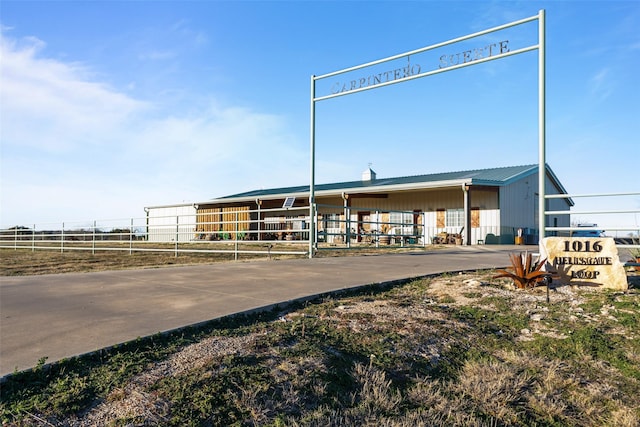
xmin=314 ymin=204 xmax=426 ymax=249
xmin=544 ymin=192 xmax=640 ymax=257
xmin=6 ymin=193 xmax=636 ymax=260
xmin=1 ymin=202 xmax=557 ymax=259
xmin=1 ymin=204 xmax=484 ymax=259
xmin=0 ymin=208 xmax=311 ymax=258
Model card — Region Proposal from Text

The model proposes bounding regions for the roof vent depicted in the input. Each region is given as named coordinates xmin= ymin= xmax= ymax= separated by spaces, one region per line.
xmin=362 ymin=165 xmax=376 ymax=181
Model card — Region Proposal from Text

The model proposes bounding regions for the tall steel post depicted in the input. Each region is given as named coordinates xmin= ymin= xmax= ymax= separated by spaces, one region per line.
xmin=309 ymin=75 xmax=316 ymax=258
xmin=538 ymin=9 xmax=546 ymax=247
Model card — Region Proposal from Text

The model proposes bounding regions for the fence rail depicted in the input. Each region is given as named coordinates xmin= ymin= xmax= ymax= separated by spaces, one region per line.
xmin=0 ymin=207 xmax=310 ymax=258
xmin=544 ymin=192 xmax=640 ymax=257
xmin=0 ymin=204 xmax=482 ymax=258
xmin=4 ymin=194 xmax=638 ymax=259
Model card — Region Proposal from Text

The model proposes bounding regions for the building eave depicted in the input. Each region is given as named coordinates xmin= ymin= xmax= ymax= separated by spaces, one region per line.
xmin=143 ymin=164 xmax=573 ymax=209
xmin=197 ymin=178 xmax=482 ymax=206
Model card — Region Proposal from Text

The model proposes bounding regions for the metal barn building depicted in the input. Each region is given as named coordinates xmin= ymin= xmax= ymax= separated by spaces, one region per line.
xmin=145 ymin=164 xmax=572 ymax=246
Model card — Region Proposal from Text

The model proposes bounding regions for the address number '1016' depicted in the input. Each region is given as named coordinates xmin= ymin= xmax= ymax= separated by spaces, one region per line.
xmin=563 ymin=240 xmax=603 ymax=253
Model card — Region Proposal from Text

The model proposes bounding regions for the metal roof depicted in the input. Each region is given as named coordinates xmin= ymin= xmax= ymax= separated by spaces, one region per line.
xmin=214 ymin=164 xmax=567 ymax=202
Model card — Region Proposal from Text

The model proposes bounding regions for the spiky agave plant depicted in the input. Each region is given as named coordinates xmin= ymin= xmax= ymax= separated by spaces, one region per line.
xmin=493 ymin=252 xmax=551 ymax=289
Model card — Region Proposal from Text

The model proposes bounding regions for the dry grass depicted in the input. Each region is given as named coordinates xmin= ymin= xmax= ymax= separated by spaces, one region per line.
xmin=1 ymin=249 xmax=218 ymax=276
xmin=0 ymin=245 xmax=428 ymax=276
xmin=0 ymin=246 xmax=297 ymax=276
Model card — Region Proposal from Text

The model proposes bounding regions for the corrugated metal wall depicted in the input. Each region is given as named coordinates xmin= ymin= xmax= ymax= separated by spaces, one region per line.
xmin=499 ymin=172 xmax=571 ymax=243
xmin=499 ymin=177 xmax=537 ymax=239
xmin=147 ymin=205 xmax=196 ymax=242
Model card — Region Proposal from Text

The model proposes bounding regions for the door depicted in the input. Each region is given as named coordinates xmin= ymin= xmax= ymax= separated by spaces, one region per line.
xmin=357 ymin=211 xmax=371 ymax=242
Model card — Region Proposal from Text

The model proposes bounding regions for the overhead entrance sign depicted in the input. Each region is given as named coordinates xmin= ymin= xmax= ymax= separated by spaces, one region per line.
xmin=308 ymin=10 xmax=546 ymax=258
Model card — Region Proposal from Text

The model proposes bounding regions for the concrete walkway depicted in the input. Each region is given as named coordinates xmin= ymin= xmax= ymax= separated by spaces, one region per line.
xmin=0 ymin=245 xmax=524 ymax=376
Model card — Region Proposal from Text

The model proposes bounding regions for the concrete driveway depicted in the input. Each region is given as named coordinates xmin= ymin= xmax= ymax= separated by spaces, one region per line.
xmin=0 ymin=245 xmax=521 ymax=376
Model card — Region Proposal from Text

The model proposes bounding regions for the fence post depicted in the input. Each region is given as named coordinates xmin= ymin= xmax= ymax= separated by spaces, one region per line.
xmin=400 ymin=212 xmax=405 ymax=248
xmin=257 ymin=202 xmax=262 ymax=241
xmin=422 ymin=212 xmax=427 ymax=247
xmin=61 ymin=222 xmax=65 ymax=253
xmin=234 ymin=211 xmax=239 ymax=261
xmin=129 ymin=218 xmax=133 ymax=255
xmin=32 ymin=224 xmax=35 ymax=252
xmin=375 ymin=210 xmax=380 ymax=248
xmin=314 ymin=204 xmax=318 ymax=251
xmin=92 ymin=220 xmax=96 ymax=254
xmin=175 ymin=216 xmax=179 ymax=257
xmin=346 ymin=207 xmax=351 ymax=249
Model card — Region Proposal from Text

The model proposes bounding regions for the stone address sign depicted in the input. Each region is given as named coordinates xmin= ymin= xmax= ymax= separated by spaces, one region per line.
xmin=541 ymin=237 xmax=628 ymax=290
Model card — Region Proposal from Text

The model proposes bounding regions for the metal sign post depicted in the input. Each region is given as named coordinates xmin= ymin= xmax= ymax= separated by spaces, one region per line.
xmin=309 ymin=10 xmax=546 ymax=258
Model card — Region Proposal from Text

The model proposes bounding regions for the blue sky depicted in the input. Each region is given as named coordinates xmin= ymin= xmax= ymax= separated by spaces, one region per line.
xmin=1 ymin=0 xmax=639 ymax=231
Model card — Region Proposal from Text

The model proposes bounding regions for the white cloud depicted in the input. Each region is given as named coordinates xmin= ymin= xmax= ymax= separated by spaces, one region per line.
xmin=589 ymin=67 xmax=613 ymax=101
xmin=0 ymin=32 xmax=306 ymax=227
xmin=1 ymin=33 xmax=148 ymax=152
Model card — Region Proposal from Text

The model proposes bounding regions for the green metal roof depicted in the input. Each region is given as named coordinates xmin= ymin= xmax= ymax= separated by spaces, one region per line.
xmin=216 ymin=164 xmax=559 ymax=201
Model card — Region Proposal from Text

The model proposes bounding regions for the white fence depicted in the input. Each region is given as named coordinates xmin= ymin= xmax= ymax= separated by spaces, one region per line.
xmin=3 ymin=194 xmax=637 ymax=258
xmin=0 ymin=207 xmax=311 ymax=258
xmin=544 ymin=191 xmax=640 ymax=258
xmin=1 ymin=205 xmax=474 ymax=258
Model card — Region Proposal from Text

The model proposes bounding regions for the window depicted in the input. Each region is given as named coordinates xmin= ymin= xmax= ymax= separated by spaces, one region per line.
xmin=389 ymin=212 xmax=405 ymax=226
xmin=446 ymin=208 xmax=464 ymax=227
xmin=390 ymin=211 xmax=414 ymax=234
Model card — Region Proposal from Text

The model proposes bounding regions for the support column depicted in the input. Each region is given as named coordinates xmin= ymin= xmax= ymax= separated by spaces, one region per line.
xmin=463 ymin=183 xmax=471 ymax=245
xmin=256 ymin=199 xmax=262 ymax=241
xmin=342 ymin=193 xmax=351 ymax=248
